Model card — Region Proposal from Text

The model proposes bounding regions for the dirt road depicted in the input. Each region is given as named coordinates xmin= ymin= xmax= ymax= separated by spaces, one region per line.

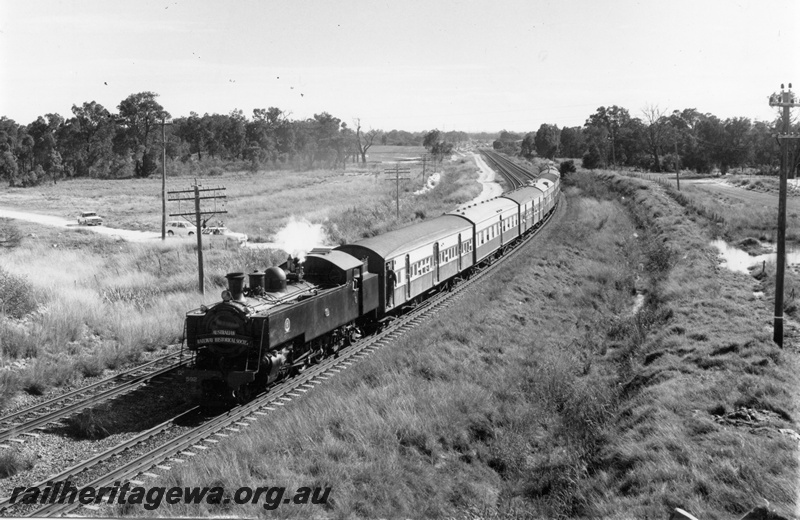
xmin=467 ymin=152 xmax=503 ymax=204
xmin=0 ymin=207 xmax=161 ymax=242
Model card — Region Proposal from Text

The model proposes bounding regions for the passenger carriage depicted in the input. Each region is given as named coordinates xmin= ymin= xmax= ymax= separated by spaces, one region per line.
xmin=449 ymin=197 xmax=520 ymax=263
xmin=337 ymin=215 xmax=474 ymax=315
xmin=501 ymin=185 xmax=546 ymax=234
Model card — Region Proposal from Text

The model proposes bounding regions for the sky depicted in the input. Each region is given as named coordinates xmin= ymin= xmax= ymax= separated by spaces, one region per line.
xmin=1 ymin=0 xmax=798 ymax=133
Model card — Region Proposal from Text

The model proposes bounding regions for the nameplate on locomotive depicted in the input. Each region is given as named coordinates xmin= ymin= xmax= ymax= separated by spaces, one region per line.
xmin=197 ymin=334 xmax=250 ymax=346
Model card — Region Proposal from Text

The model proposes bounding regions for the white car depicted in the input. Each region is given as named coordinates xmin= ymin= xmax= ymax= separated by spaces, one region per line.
xmin=78 ymin=211 xmax=103 ymax=226
xmin=166 ymin=220 xmax=195 ymax=237
xmin=201 ymin=226 xmax=248 ymax=245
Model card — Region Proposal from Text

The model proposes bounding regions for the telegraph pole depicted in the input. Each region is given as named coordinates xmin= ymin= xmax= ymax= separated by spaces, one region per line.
xmin=383 ymin=165 xmax=410 ymax=219
xmin=769 ymin=83 xmax=800 ymax=347
xmin=160 ymin=117 xmax=173 ymax=241
xmin=168 ymin=183 xmax=227 ymax=294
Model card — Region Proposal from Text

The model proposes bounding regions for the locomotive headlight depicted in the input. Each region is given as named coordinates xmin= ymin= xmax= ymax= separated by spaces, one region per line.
xmin=221 ymin=290 xmax=232 ymax=301
xmin=200 ymin=305 xmax=208 ymax=313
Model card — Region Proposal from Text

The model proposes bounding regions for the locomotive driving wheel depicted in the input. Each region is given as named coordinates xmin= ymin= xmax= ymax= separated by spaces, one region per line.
xmin=233 ymin=384 xmax=253 ymax=404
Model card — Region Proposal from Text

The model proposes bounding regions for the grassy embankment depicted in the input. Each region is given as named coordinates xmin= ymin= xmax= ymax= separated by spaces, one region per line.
xmin=118 ymin=168 xmax=798 ymax=519
xmin=0 ymin=156 xmax=481 ymax=409
xmin=623 ymin=172 xmax=800 ymax=244
xmin=623 ymin=170 xmax=800 ymax=321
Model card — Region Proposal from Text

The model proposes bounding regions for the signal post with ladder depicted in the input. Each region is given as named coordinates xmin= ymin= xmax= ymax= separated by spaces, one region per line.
xmin=769 ymin=83 xmax=800 ymax=347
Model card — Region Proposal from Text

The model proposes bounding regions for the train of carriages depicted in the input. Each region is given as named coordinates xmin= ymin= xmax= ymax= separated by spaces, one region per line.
xmin=182 ymin=164 xmax=561 ymax=403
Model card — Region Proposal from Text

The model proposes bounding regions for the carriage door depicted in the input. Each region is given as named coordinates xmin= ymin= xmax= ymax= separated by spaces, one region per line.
xmin=405 ymin=254 xmax=411 ymax=299
xmin=357 ymin=265 xmax=364 ymax=315
xmin=457 ymin=235 xmax=462 ymax=271
xmin=523 ymin=204 xmax=529 ymax=233
xmin=433 ymin=243 xmax=440 ymax=284
xmin=499 ymin=215 xmax=504 ymax=247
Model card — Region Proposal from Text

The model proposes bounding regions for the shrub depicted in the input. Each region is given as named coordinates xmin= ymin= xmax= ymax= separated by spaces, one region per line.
xmin=559 ymin=160 xmax=576 ymax=176
xmin=0 ymin=219 xmax=22 ymax=248
xmin=65 ymin=410 xmax=111 ymax=439
xmin=582 ymin=145 xmax=603 ymax=170
xmin=0 ymin=450 xmax=35 ymax=478
xmin=0 ymin=267 xmax=38 ymax=318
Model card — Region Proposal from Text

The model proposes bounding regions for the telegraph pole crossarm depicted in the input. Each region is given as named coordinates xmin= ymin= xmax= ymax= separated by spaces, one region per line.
xmin=383 ymin=165 xmax=411 ymax=219
xmin=768 ymin=83 xmax=800 ymax=347
xmin=167 ymin=183 xmax=228 ymax=294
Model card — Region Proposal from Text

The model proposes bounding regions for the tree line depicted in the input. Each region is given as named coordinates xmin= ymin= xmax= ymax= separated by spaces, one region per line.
xmin=495 ymin=105 xmax=800 ymax=175
xmin=0 ymin=91 xmax=471 ymax=187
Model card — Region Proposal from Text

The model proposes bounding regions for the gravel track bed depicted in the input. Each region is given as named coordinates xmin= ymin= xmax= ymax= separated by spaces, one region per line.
xmin=6 ymin=418 xmax=204 ymax=517
xmin=1 ymin=344 xmax=183 ymax=416
xmin=0 ymin=371 xmax=194 ymax=504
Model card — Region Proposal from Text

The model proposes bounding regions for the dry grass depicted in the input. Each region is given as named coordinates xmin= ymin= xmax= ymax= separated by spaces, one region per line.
xmin=120 ymin=172 xmax=652 ymax=518
xmin=0 ymin=450 xmax=35 ymax=479
xmin=118 ymin=169 xmax=799 ymax=519
xmin=0 ymin=156 xmax=481 ymax=408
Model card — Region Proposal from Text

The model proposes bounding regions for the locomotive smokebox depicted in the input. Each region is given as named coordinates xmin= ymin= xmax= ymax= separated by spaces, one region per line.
xmin=248 ymin=270 xmax=265 ymax=292
xmin=225 ymin=272 xmax=246 ymax=301
xmin=264 ymin=266 xmax=287 ymax=292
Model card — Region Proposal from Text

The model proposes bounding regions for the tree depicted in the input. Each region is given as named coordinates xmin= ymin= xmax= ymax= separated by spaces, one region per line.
xmin=423 ymin=129 xmax=442 ymax=151
xmin=117 ymin=92 xmax=170 ymax=177
xmin=582 ymin=144 xmax=603 ymax=170
xmin=520 ymin=132 xmax=536 ymax=159
xmin=722 ymin=117 xmax=753 ymax=173
xmin=492 ymin=130 xmax=522 ymax=155
xmin=642 ymin=104 xmax=669 ymax=172
xmin=585 ymin=106 xmax=631 ymax=167
xmin=559 ymin=127 xmax=585 ymax=159
xmin=534 ymin=124 xmax=561 ymax=159
xmin=423 ymin=129 xmax=453 ymax=163
xmin=354 ymin=118 xmax=381 ymax=163
xmin=0 ymin=150 xmax=19 ymax=186
xmin=67 ymin=101 xmax=115 ymax=177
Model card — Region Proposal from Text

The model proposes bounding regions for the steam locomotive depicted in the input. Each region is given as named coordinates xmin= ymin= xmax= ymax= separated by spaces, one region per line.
xmin=182 ymin=165 xmax=561 ymax=403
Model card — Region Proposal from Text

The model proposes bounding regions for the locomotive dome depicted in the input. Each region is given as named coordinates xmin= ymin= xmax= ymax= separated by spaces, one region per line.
xmin=264 ymin=266 xmax=287 ymax=292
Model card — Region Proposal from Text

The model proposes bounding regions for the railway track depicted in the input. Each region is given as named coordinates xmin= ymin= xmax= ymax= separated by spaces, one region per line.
xmin=1 ymin=194 xmax=563 ymax=518
xmin=0 ymin=351 xmax=186 ymax=449
xmin=480 ymin=149 xmax=538 ymax=187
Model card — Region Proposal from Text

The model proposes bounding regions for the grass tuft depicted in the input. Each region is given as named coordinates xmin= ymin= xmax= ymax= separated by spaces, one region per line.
xmin=65 ymin=409 xmax=111 ymax=440
xmin=0 ymin=450 xmax=35 ymax=478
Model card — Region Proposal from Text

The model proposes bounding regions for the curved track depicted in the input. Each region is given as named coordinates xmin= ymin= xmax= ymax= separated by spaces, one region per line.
xmin=4 ymin=195 xmax=563 ymax=518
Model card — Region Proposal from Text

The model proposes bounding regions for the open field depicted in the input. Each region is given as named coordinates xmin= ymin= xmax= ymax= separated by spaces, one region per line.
xmin=112 ymin=169 xmax=798 ymax=518
xmin=0 ymin=151 xmax=470 ymax=244
xmin=0 ymin=156 xmax=482 ymax=409
xmin=363 ymin=145 xmax=427 ymax=163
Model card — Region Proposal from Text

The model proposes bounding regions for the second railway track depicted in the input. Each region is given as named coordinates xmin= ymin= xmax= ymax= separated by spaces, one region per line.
xmin=480 ymin=149 xmax=539 ymax=188
xmin=0 ymin=351 xmax=186 ymax=448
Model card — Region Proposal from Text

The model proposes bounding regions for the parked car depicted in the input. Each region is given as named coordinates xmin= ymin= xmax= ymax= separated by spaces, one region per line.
xmin=78 ymin=211 xmax=103 ymax=226
xmin=166 ymin=220 xmax=195 ymax=237
xmin=201 ymin=226 xmax=248 ymax=246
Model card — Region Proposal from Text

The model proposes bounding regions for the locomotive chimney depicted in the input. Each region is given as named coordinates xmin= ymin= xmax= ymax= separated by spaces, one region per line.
xmin=225 ymin=272 xmax=246 ymax=301
xmin=248 ymin=270 xmax=265 ymax=293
